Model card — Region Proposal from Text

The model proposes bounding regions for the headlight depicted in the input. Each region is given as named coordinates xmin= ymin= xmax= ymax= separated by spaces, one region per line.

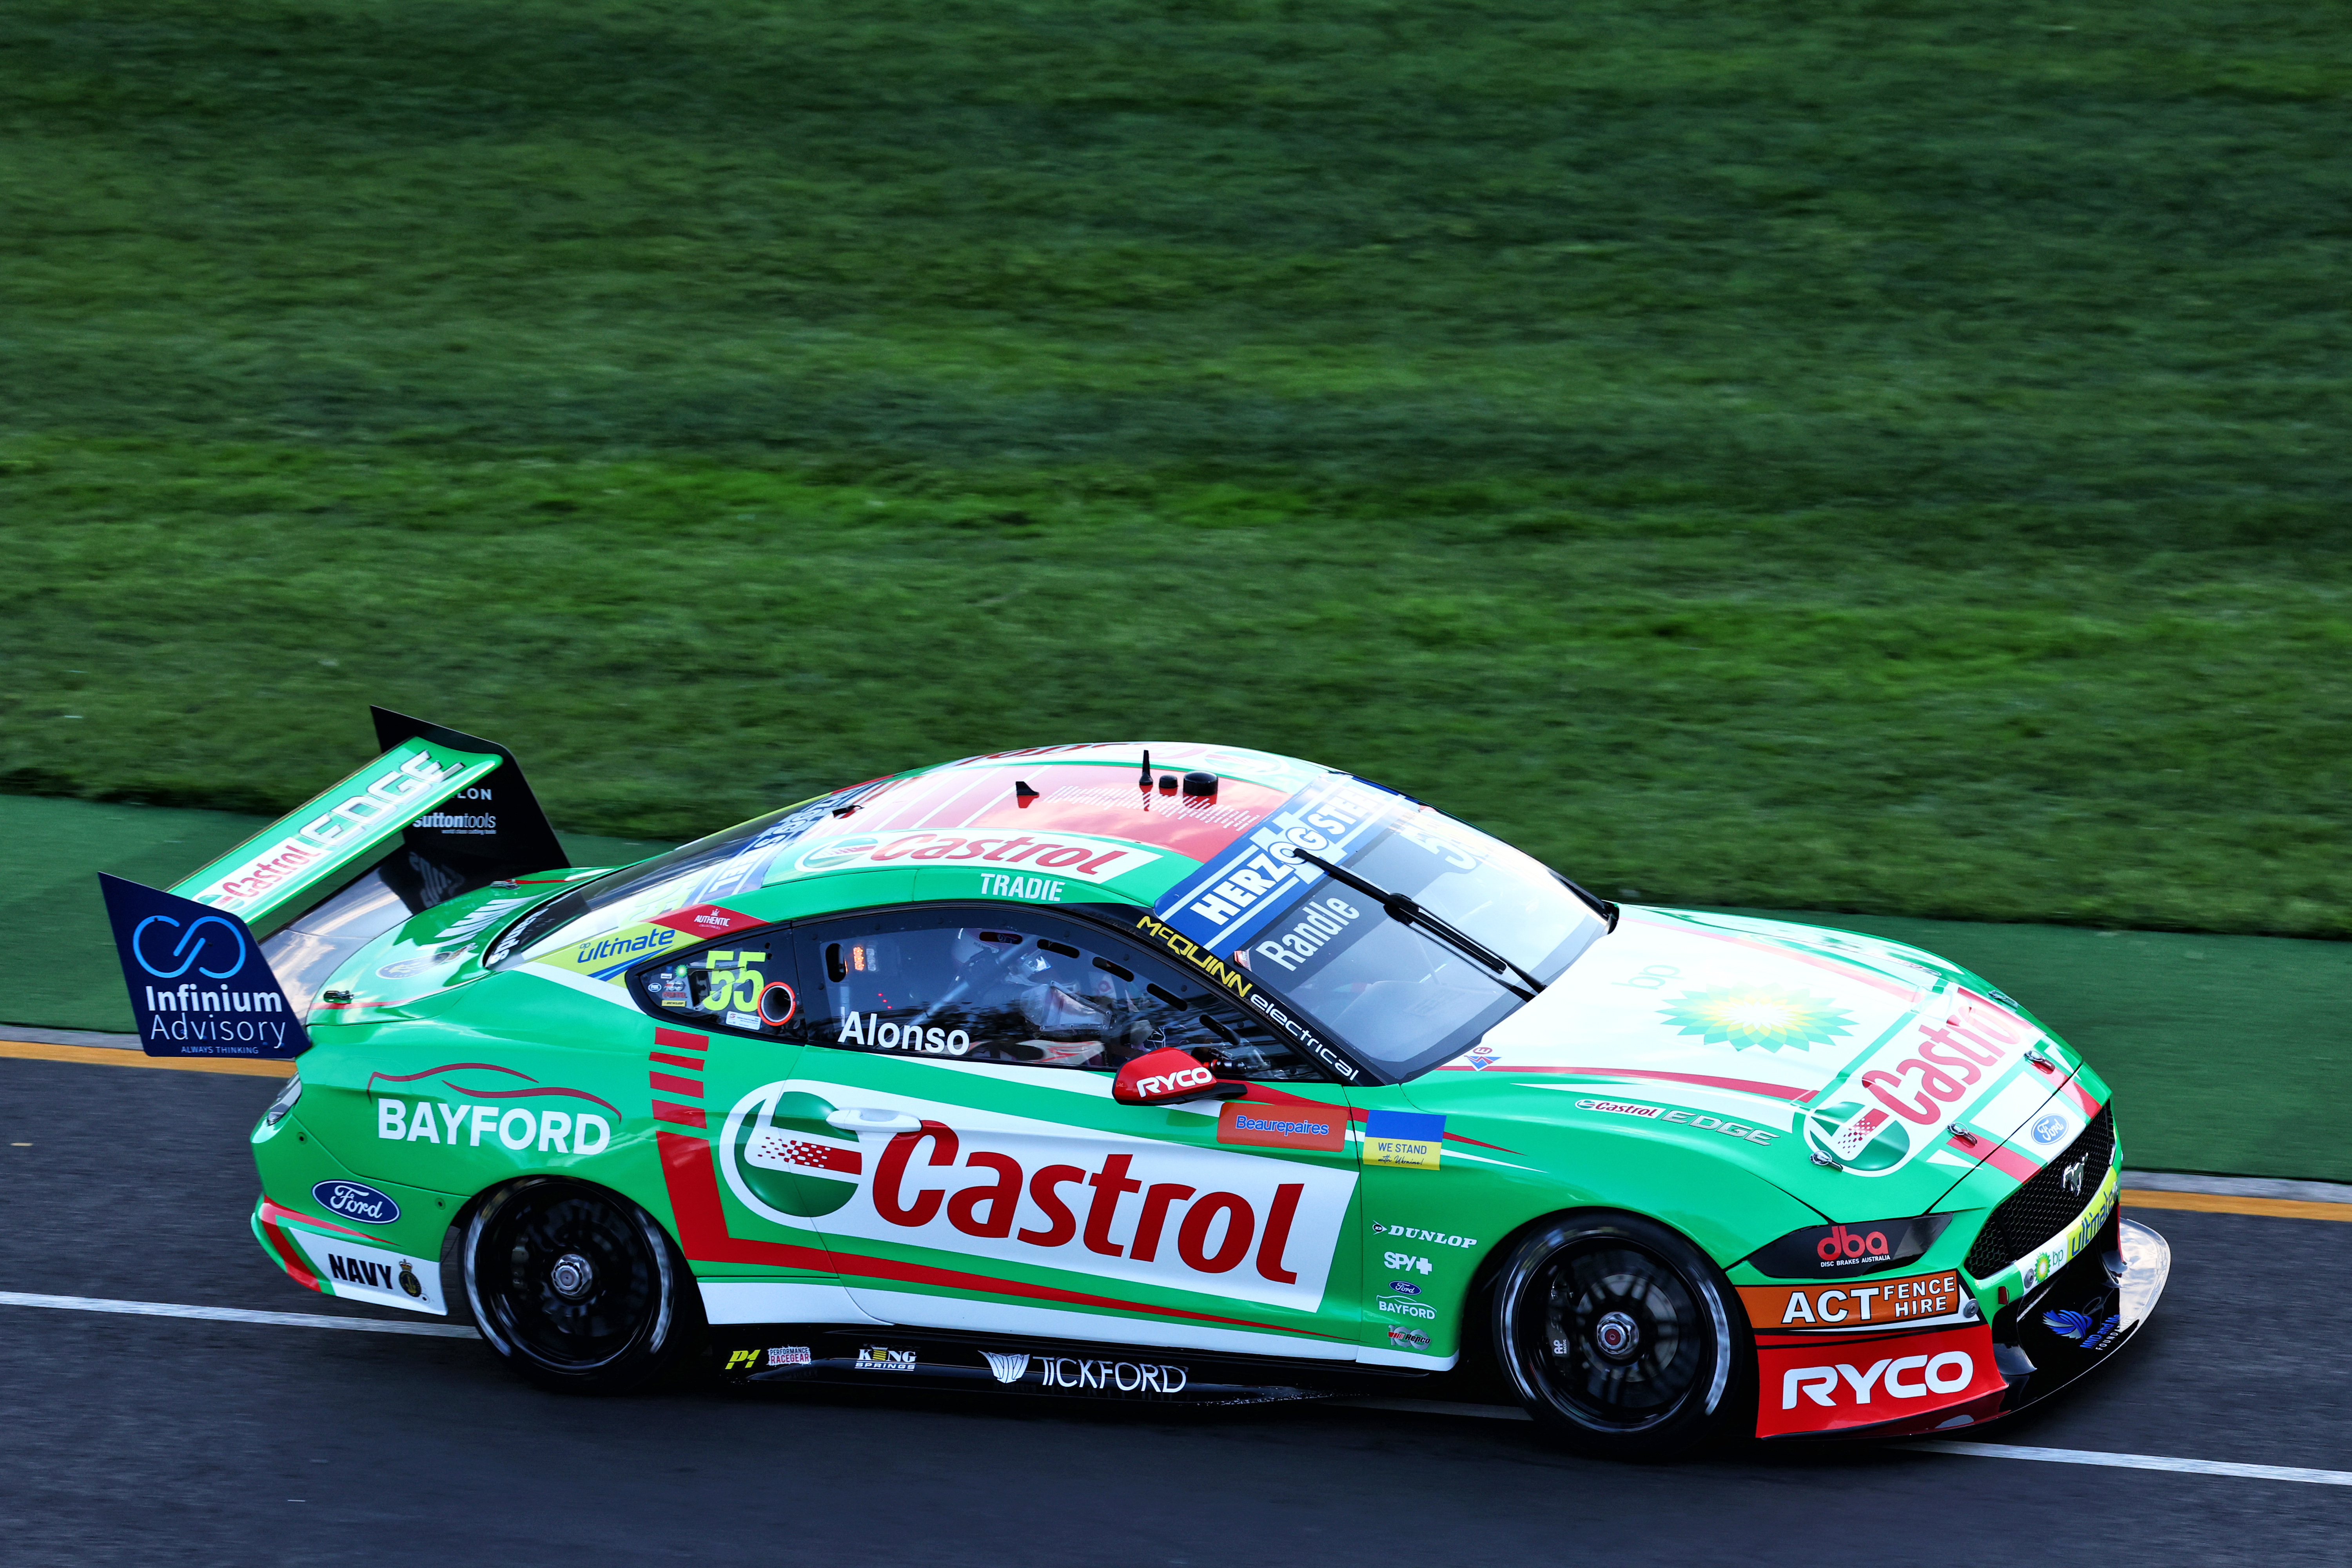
xmin=1743 ymin=1213 xmax=1954 ymax=1279
xmin=261 ymin=1074 xmax=303 ymax=1128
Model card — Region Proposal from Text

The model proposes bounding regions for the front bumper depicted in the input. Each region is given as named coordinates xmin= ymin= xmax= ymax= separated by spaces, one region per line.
xmin=1754 ymin=1209 xmax=2169 ymax=1441
xmin=1980 ymin=1210 xmax=2168 ymax=1417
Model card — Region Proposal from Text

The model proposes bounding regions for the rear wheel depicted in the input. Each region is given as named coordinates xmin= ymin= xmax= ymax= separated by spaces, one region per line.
xmin=463 ymin=1179 xmax=697 ymax=1393
xmin=1492 ymin=1213 xmax=1746 ymax=1459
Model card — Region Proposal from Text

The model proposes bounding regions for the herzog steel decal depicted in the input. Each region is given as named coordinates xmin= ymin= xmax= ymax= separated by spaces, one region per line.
xmin=1152 ymin=773 xmax=1396 ymax=953
xmin=719 ymin=1081 xmax=1354 ymax=1314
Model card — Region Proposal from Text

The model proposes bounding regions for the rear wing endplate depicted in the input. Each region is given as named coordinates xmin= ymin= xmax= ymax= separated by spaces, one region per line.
xmin=99 ymin=875 xmax=310 ymax=1059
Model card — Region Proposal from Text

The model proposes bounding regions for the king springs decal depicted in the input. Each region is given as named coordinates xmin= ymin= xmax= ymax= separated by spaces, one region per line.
xmin=718 ymin=1081 xmax=1355 ymax=1314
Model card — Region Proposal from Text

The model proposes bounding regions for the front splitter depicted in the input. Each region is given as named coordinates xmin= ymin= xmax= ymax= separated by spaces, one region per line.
xmin=1761 ymin=1214 xmax=2170 ymax=1443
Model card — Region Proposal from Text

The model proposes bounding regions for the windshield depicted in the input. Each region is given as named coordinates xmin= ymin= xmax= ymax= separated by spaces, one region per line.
xmin=486 ymin=789 xmax=860 ymax=969
xmin=1155 ymin=777 xmax=1608 ymax=1079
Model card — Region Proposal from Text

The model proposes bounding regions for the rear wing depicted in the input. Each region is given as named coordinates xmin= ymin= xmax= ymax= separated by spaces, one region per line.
xmin=102 ymin=708 xmax=573 ymax=1055
xmin=164 ymin=707 xmax=567 ymax=931
xmin=169 ymin=733 xmax=503 ymax=928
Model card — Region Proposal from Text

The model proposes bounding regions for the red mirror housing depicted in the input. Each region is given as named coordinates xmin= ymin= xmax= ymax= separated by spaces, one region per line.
xmin=1112 ymin=1048 xmax=1241 ymax=1106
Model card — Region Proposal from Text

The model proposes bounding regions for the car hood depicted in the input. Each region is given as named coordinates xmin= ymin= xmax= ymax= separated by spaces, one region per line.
xmin=1451 ymin=907 xmax=2098 ymax=1218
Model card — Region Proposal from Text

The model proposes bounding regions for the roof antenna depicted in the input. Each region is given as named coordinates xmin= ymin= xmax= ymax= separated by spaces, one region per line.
xmin=1014 ymin=779 xmax=1040 ymax=808
xmin=1138 ymin=750 xmax=1153 ymax=790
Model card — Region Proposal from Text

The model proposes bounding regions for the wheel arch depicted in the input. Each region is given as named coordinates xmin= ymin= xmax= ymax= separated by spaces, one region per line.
xmin=453 ymin=1171 xmax=706 ymax=1369
xmin=1457 ymin=1203 xmax=1762 ymax=1415
xmin=1475 ymin=1204 xmax=1760 ymax=1455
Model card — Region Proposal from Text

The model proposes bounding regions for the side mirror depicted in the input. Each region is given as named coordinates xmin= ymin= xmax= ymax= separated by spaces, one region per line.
xmin=1112 ymin=1048 xmax=1247 ymax=1107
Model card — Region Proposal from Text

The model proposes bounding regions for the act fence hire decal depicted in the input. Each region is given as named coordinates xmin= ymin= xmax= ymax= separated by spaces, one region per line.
xmin=98 ymin=875 xmax=310 ymax=1059
xmin=1739 ymin=1270 xmax=1972 ymax=1333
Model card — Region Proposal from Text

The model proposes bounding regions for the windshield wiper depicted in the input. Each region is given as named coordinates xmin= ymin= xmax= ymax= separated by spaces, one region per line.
xmin=1285 ymin=848 xmax=1543 ymax=999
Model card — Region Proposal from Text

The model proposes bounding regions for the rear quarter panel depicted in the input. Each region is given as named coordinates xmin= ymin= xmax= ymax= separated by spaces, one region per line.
xmin=276 ymin=973 xmax=675 ymax=1240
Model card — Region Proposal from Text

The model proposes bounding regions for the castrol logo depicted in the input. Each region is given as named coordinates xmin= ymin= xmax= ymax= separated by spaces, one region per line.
xmin=718 ymin=1080 xmax=1354 ymax=1312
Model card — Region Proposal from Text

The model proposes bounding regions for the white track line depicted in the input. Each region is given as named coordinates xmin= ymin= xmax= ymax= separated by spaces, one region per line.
xmin=0 ymin=1290 xmax=477 ymax=1338
xmin=3 ymin=1295 xmax=2345 ymax=1485
xmin=1908 ymin=1439 xmax=2352 ymax=1486
xmin=1340 ymin=1401 xmax=2352 ymax=1486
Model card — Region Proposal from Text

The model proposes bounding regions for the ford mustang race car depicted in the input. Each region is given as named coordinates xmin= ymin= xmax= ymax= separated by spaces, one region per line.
xmin=101 ymin=710 xmax=2169 ymax=1458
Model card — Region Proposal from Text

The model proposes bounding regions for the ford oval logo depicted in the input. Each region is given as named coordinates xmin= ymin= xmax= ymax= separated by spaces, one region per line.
xmin=312 ymin=1180 xmax=399 ymax=1225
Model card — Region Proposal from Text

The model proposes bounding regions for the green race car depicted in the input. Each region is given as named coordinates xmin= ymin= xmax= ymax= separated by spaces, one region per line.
xmin=102 ymin=711 xmax=2168 ymax=1458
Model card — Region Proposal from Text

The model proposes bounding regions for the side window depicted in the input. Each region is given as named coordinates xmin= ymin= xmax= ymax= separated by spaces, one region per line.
xmin=794 ymin=909 xmax=1323 ymax=1081
xmin=628 ymin=932 xmax=801 ymax=1042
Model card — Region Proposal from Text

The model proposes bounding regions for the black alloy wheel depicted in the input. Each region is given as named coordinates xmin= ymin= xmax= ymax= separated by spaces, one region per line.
xmin=1492 ymin=1213 xmax=1748 ymax=1459
xmin=463 ymin=1179 xmax=697 ymax=1393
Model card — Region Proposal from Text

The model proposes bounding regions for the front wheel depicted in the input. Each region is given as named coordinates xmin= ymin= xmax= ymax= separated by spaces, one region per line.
xmin=1492 ymin=1212 xmax=1748 ymax=1459
xmin=463 ymin=1179 xmax=698 ymax=1394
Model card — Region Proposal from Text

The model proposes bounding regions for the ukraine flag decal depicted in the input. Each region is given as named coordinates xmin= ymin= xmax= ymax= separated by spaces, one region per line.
xmin=1362 ymin=1110 xmax=1445 ymax=1170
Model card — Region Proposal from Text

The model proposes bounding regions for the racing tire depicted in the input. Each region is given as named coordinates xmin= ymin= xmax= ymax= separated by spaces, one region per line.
xmin=1492 ymin=1212 xmax=1748 ymax=1460
xmin=463 ymin=1178 xmax=699 ymax=1394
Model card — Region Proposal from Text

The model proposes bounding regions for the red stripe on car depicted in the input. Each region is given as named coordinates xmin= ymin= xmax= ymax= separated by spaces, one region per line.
xmin=1975 ymin=1142 xmax=2042 ymax=1181
xmin=1474 ymin=1066 xmax=1818 ymax=1102
xmin=1626 ymin=913 xmax=1920 ymax=1000
xmin=367 ymin=1061 xmax=535 ymax=1087
xmin=256 ymin=1207 xmax=323 ymax=1291
xmin=260 ymin=1196 xmax=372 ymax=1241
xmin=653 ymin=1101 xmax=708 ymax=1129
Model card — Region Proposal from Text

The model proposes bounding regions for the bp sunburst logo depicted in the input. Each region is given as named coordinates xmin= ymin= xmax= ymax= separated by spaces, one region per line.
xmin=1659 ymin=984 xmax=1854 ymax=1053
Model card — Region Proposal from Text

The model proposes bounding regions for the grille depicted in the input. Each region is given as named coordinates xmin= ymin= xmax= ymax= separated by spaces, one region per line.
xmin=1964 ymin=1103 xmax=2115 ymax=1279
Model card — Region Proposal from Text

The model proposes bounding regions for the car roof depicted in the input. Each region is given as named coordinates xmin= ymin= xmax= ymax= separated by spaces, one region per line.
xmin=761 ymin=741 xmax=1339 ymax=909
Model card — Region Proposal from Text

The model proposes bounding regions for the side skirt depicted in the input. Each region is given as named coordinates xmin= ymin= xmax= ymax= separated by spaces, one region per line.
xmin=704 ymin=1324 xmax=1442 ymax=1407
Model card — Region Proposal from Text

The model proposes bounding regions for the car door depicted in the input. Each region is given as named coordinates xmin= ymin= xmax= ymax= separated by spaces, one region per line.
xmin=619 ymin=920 xmax=869 ymax=1325
xmin=770 ymin=905 xmax=1365 ymax=1363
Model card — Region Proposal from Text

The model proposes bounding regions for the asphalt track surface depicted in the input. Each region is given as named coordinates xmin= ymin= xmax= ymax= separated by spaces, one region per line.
xmin=4 ymin=1060 xmax=2348 ymax=1566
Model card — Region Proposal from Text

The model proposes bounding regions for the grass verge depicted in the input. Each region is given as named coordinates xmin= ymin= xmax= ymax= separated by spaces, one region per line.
xmin=2 ymin=2 xmax=2347 ymax=933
